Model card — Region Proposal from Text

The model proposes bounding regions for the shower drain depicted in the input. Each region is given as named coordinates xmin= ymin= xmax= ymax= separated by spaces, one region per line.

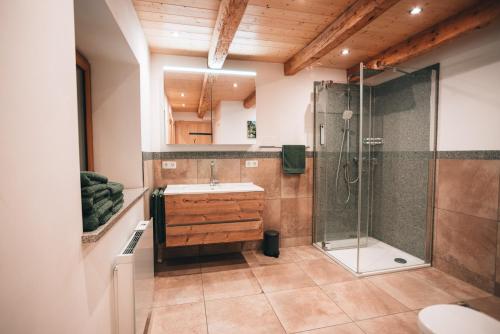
xmin=394 ymin=257 xmax=407 ymax=264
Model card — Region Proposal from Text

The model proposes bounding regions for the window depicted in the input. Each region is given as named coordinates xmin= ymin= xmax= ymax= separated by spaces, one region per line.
xmin=76 ymin=51 xmax=94 ymax=171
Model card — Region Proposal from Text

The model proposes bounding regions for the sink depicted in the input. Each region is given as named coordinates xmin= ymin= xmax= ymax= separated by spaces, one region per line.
xmin=164 ymin=182 xmax=264 ymax=195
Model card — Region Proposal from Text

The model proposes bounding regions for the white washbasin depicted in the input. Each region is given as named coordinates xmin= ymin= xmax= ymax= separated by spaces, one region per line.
xmin=164 ymin=182 xmax=264 ymax=195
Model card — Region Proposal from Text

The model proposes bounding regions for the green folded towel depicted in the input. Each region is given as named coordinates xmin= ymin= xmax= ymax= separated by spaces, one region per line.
xmin=282 ymin=145 xmax=306 ymax=174
xmin=82 ymin=192 xmax=111 ymax=215
xmin=112 ymin=199 xmax=124 ymax=214
xmin=82 ymin=197 xmax=93 ymax=213
xmin=83 ymin=200 xmax=113 ymax=230
xmin=83 ymin=198 xmax=112 ymax=219
xmin=81 ymin=183 xmax=108 ymax=197
xmin=107 ymin=182 xmax=124 ymax=196
xmin=111 ymin=192 xmax=124 ymax=203
xmin=94 ymin=189 xmax=110 ymax=202
xmin=83 ymin=214 xmax=100 ymax=232
xmin=94 ymin=200 xmax=113 ymax=218
xmin=80 ymin=171 xmax=108 ymax=186
xmin=99 ymin=210 xmax=113 ymax=225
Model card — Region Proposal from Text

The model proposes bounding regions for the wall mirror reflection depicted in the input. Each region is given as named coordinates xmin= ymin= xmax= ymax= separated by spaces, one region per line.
xmin=164 ymin=67 xmax=256 ymax=145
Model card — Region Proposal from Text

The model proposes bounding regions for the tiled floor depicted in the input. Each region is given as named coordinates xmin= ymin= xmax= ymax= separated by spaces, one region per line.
xmin=150 ymin=246 xmax=498 ymax=334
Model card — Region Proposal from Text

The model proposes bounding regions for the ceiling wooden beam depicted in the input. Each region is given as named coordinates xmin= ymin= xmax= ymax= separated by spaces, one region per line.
xmin=347 ymin=0 xmax=500 ymax=78
xmin=283 ymin=0 xmax=400 ymax=76
xmin=197 ymin=73 xmax=210 ymax=118
xmin=208 ymin=0 xmax=249 ymax=69
xmin=243 ymin=90 xmax=256 ymax=109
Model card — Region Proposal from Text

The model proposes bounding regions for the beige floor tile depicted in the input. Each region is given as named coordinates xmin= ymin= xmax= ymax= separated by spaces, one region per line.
xmin=252 ymin=263 xmax=315 ymax=293
xmin=298 ymin=258 xmax=356 ymax=286
xmin=410 ymin=268 xmax=491 ymax=301
xmin=356 ymin=311 xmax=419 ymax=334
xmin=467 ymin=296 xmax=500 ymax=321
xmin=150 ymin=302 xmax=207 ymax=334
xmin=153 ymin=274 xmax=203 ymax=306
xmin=368 ymin=271 xmax=458 ymax=309
xmin=205 ymin=294 xmax=285 ymax=334
xmin=252 ymin=248 xmax=299 ymax=266
xmin=202 ymin=268 xmax=262 ymax=301
xmin=298 ymin=323 xmax=365 ymax=334
xmin=322 ymin=279 xmax=408 ymax=320
xmin=292 ymin=245 xmax=327 ymax=261
xmin=242 ymin=250 xmax=260 ymax=267
xmin=200 ymin=253 xmax=250 ymax=273
xmin=267 ymin=286 xmax=351 ymax=333
xmin=155 ymin=257 xmax=201 ymax=277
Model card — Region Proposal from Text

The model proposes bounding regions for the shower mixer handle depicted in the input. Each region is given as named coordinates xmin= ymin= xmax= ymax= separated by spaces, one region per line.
xmin=362 ymin=137 xmax=384 ymax=145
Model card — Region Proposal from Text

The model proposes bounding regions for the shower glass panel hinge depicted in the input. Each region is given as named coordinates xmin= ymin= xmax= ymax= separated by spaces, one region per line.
xmin=362 ymin=137 xmax=384 ymax=145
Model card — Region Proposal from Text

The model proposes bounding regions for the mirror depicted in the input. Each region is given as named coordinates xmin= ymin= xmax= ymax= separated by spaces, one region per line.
xmin=164 ymin=67 xmax=256 ymax=145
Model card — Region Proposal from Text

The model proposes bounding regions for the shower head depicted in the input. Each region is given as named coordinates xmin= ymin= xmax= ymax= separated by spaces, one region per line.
xmin=342 ymin=110 xmax=353 ymax=120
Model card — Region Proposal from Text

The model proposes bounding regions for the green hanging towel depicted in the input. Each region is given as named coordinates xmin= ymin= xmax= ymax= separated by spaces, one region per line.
xmin=282 ymin=145 xmax=305 ymax=174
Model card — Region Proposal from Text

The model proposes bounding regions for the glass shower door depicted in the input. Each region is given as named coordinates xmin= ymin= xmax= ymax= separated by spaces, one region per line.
xmin=313 ymin=79 xmax=363 ymax=270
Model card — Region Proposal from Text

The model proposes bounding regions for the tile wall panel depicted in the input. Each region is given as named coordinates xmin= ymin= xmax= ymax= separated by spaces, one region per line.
xmin=434 ymin=159 xmax=500 ymax=294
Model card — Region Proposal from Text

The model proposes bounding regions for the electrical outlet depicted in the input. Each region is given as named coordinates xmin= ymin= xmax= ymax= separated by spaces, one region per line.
xmin=162 ymin=161 xmax=176 ymax=169
xmin=245 ymin=160 xmax=258 ymax=168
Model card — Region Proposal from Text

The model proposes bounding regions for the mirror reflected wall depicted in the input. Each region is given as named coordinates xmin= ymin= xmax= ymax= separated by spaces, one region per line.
xmin=164 ymin=67 xmax=257 ymax=145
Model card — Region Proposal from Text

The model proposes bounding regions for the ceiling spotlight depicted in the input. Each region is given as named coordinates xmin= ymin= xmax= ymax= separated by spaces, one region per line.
xmin=172 ymin=31 xmax=179 ymax=37
xmin=409 ymin=6 xmax=422 ymax=15
xmin=341 ymin=48 xmax=350 ymax=56
xmin=180 ymin=92 xmax=185 ymax=97
xmin=233 ymin=83 xmax=238 ymax=88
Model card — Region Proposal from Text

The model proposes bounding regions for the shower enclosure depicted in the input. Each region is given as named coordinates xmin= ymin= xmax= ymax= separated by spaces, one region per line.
xmin=313 ymin=63 xmax=438 ymax=275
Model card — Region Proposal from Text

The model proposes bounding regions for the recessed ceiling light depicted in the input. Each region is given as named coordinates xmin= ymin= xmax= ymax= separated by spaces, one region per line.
xmin=181 ymin=92 xmax=185 ymax=97
xmin=233 ymin=83 xmax=238 ymax=88
xmin=172 ymin=31 xmax=179 ymax=37
xmin=341 ymin=48 xmax=350 ymax=56
xmin=409 ymin=6 xmax=422 ymax=15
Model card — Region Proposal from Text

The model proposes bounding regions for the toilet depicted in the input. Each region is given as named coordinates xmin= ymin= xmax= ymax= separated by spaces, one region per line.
xmin=418 ymin=304 xmax=500 ymax=334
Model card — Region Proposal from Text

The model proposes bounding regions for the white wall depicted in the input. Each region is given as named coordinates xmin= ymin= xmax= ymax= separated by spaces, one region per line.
xmin=148 ymin=54 xmax=345 ymax=151
xmin=75 ymin=0 xmax=148 ymax=187
xmin=213 ymin=101 xmax=256 ymax=144
xmin=255 ymin=62 xmax=345 ymax=147
xmin=0 ymin=1 xmax=148 ymax=333
xmin=401 ymin=20 xmax=500 ymax=151
xmin=150 ymin=21 xmax=500 ymax=153
xmin=91 ymin=59 xmax=143 ymax=187
xmin=105 ymin=0 xmax=152 ymax=153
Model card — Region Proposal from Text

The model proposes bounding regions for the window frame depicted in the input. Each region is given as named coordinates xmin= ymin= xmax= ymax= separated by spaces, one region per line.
xmin=76 ymin=50 xmax=94 ymax=171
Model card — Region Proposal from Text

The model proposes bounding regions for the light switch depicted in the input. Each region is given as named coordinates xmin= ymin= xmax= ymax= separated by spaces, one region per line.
xmin=245 ymin=160 xmax=258 ymax=168
xmin=162 ymin=161 xmax=176 ymax=169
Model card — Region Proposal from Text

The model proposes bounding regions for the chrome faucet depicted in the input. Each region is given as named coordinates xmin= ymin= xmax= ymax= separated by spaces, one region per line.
xmin=209 ymin=160 xmax=218 ymax=187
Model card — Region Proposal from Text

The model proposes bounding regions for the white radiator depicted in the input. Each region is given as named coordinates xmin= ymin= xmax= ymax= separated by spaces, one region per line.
xmin=114 ymin=220 xmax=154 ymax=334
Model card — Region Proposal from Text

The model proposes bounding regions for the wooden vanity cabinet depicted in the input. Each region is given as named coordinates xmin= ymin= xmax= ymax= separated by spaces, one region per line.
xmin=164 ymin=191 xmax=264 ymax=247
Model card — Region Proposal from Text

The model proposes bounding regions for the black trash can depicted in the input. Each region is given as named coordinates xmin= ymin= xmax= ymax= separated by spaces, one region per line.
xmin=263 ymin=230 xmax=280 ymax=258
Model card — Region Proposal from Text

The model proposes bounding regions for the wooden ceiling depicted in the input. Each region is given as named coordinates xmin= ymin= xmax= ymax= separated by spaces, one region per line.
xmin=133 ymin=0 xmax=493 ymax=71
xmin=164 ymin=71 xmax=255 ymax=113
